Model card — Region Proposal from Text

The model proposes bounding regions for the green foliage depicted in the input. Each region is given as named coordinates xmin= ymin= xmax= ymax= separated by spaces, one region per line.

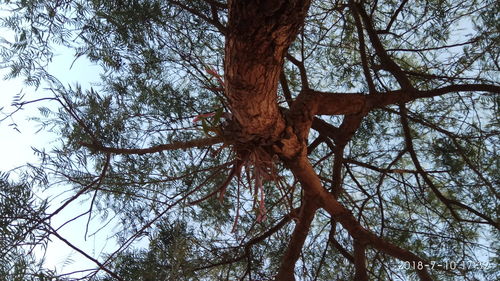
xmin=0 ymin=173 xmax=56 ymax=281
xmin=0 ymin=0 xmax=498 ymax=280
xmin=99 ymin=220 xmax=197 ymax=281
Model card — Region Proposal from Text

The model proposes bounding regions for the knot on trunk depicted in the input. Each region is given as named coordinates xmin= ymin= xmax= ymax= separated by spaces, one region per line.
xmin=272 ymin=126 xmax=305 ymax=160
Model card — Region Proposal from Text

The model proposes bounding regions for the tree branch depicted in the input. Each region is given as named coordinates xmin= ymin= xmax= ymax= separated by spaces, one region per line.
xmin=284 ymin=155 xmax=434 ymax=280
xmin=416 ymin=83 xmax=500 ymax=97
xmin=286 ymin=53 xmax=310 ymax=89
xmin=353 ymin=239 xmax=369 ymax=281
xmin=168 ymin=0 xmax=227 ymax=34
xmin=295 ymin=82 xmax=500 ymax=118
xmin=225 ymin=0 xmax=312 ymax=139
xmin=325 ymin=219 xmax=355 ymax=264
xmin=399 ymin=104 xmax=499 ymax=230
xmin=350 ymin=2 xmax=376 ymax=94
xmin=245 ymin=210 xmax=296 ymax=249
xmin=280 ymin=69 xmax=294 ymax=107
xmin=195 ymin=210 xmax=297 ymax=272
xmin=385 ymin=107 xmax=498 ymax=198
xmin=46 ymin=154 xmax=110 ymax=220
xmin=275 ymin=196 xmax=318 ymax=281
xmin=382 ymin=0 xmax=408 ymax=33
xmin=356 ymin=2 xmax=414 ymax=91
xmin=48 ymin=225 xmax=123 ymax=281
xmin=311 ymin=117 xmax=340 ymax=141
xmin=80 ymin=136 xmax=223 ymax=155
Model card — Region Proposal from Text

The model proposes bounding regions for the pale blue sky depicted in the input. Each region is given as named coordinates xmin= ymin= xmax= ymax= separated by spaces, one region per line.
xmin=0 ymin=33 xmax=122 ymax=276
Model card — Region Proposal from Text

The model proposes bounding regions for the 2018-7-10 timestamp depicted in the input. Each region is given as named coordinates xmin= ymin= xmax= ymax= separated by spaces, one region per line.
xmin=398 ymin=261 xmax=492 ymax=270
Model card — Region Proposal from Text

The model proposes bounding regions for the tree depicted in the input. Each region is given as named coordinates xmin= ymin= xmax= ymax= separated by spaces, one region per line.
xmin=0 ymin=173 xmax=57 ymax=281
xmin=0 ymin=0 xmax=498 ymax=280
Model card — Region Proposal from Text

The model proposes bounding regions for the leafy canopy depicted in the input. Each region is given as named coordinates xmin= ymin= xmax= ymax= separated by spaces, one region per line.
xmin=0 ymin=0 xmax=499 ymax=280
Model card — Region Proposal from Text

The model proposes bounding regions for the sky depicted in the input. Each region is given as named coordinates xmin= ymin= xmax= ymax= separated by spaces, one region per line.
xmin=0 ymin=33 xmax=122 ymax=277
xmin=0 ymin=4 xmax=496 ymax=280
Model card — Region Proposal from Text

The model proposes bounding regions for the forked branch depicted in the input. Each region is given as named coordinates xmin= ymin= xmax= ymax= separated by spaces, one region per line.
xmin=285 ymin=156 xmax=433 ymax=281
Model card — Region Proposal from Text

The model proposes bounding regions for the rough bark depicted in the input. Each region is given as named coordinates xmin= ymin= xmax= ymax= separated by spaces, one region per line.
xmin=220 ymin=1 xmax=500 ymax=280
xmin=225 ymin=0 xmax=312 ymax=142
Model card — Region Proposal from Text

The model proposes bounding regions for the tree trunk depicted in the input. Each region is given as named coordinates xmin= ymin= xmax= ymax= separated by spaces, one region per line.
xmin=225 ymin=0 xmax=312 ymax=142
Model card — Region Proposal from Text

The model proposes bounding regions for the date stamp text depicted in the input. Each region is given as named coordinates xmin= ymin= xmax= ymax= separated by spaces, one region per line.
xmin=398 ymin=260 xmax=492 ymax=270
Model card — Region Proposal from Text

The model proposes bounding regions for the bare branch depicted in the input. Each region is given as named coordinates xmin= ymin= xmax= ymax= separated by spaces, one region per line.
xmin=279 ymin=69 xmax=294 ymax=107
xmin=275 ymin=195 xmax=318 ymax=281
xmin=350 ymin=2 xmax=376 ymax=93
xmin=356 ymin=2 xmax=414 ymax=91
xmin=345 ymin=158 xmax=448 ymax=174
xmin=46 ymin=154 xmax=110 ymax=220
xmin=284 ymin=155 xmax=434 ymax=279
xmin=416 ymin=83 xmax=500 ymax=98
xmin=48 ymin=225 xmax=123 ymax=281
xmin=194 ymin=210 xmax=296 ymax=272
xmin=353 ymin=239 xmax=369 ymax=281
xmin=286 ymin=53 xmax=310 ymax=90
xmin=382 ymin=0 xmax=408 ymax=33
xmin=80 ymin=136 xmax=223 ymax=155
xmin=296 ymin=82 xmax=500 ymax=118
xmin=168 ymin=0 xmax=227 ymax=34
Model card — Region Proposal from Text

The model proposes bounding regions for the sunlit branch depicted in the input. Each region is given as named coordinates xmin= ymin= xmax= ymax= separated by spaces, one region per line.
xmin=298 ymin=82 xmax=500 ymax=118
xmin=286 ymin=156 xmax=434 ymax=280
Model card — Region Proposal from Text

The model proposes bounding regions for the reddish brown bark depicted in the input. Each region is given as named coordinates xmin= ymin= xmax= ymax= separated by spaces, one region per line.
xmin=77 ymin=2 xmax=499 ymax=280
xmin=222 ymin=2 xmax=440 ymax=280
xmin=78 ymin=2 xmax=499 ymax=276
xmin=54 ymin=1 xmax=499 ymax=280
xmin=225 ymin=0 xmax=312 ymax=141
xmin=275 ymin=195 xmax=318 ymax=281
xmin=353 ymin=240 xmax=369 ymax=281
xmin=285 ymin=154 xmax=433 ymax=280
